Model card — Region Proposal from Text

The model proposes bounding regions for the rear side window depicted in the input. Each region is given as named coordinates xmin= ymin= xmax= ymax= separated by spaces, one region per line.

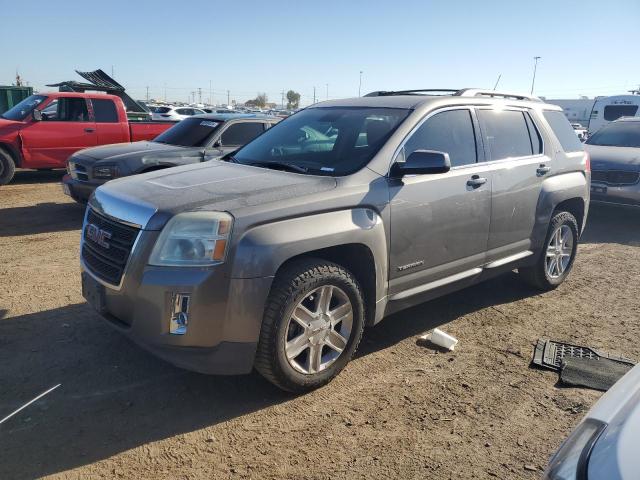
xmin=543 ymin=111 xmax=584 ymax=152
xmin=404 ymin=109 xmax=477 ymax=167
xmin=603 ymin=105 xmax=638 ymax=122
xmin=477 ymin=110 xmax=533 ymax=160
xmin=524 ymin=112 xmax=543 ymax=154
xmin=92 ymin=99 xmax=118 ymax=123
xmin=220 ymin=122 xmax=265 ymax=146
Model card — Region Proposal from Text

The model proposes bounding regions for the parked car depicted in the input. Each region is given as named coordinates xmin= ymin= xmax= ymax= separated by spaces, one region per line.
xmin=585 ymin=116 xmax=640 ymax=207
xmin=151 ymin=106 xmax=206 ymax=122
xmin=79 ymin=88 xmax=590 ymax=392
xmin=62 ymin=114 xmax=280 ymax=203
xmin=572 ymin=122 xmax=588 ymax=142
xmin=544 ymin=362 xmax=640 ymax=479
xmin=0 ymin=92 xmax=173 ymax=184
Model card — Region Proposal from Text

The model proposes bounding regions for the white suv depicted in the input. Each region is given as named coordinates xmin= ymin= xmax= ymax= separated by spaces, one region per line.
xmin=151 ymin=106 xmax=206 ymax=122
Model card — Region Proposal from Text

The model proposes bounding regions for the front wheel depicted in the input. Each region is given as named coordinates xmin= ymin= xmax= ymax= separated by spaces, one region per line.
xmin=0 ymin=149 xmax=16 ymax=185
xmin=519 ymin=211 xmax=579 ymax=290
xmin=254 ymin=259 xmax=365 ymax=393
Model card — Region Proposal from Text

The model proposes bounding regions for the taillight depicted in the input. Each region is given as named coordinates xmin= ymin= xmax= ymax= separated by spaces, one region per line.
xmin=584 ymin=151 xmax=590 ymax=173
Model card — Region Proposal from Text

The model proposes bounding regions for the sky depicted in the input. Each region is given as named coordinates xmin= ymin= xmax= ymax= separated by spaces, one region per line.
xmin=2 ymin=0 xmax=639 ymax=106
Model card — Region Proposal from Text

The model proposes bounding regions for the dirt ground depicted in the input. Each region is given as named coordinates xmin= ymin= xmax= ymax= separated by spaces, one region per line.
xmin=1 ymin=169 xmax=639 ymax=480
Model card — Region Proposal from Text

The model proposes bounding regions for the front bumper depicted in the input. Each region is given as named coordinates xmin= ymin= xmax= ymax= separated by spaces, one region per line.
xmin=62 ymin=174 xmax=103 ymax=202
xmin=81 ymin=222 xmax=274 ymax=375
xmin=590 ymin=182 xmax=640 ymax=207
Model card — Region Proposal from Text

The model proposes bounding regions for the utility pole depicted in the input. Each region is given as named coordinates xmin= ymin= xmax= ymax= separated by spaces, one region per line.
xmin=530 ymin=56 xmax=541 ymax=94
xmin=227 ymin=90 xmax=230 ymax=105
xmin=313 ymin=86 xmax=316 ymax=104
xmin=209 ymin=80 xmax=212 ymax=106
xmin=146 ymin=86 xmax=149 ymax=102
xmin=281 ymin=90 xmax=285 ymax=109
xmin=164 ymin=83 xmax=167 ymax=102
xmin=111 ymin=65 xmax=114 ymax=78
xmin=358 ymin=71 xmax=363 ymax=97
xmin=198 ymin=87 xmax=202 ymax=104
xmin=326 ymin=83 xmax=329 ymax=100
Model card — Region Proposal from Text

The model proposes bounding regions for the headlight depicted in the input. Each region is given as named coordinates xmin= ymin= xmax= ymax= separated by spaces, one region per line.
xmin=148 ymin=211 xmax=233 ymax=267
xmin=544 ymin=419 xmax=606 ymax=480
xmin=93 ymin=165 xmax=118 ymax=179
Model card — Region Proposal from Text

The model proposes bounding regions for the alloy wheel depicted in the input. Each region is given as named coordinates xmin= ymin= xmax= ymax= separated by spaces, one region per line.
xmin=545 ymin=224 xmax=574 ymax=279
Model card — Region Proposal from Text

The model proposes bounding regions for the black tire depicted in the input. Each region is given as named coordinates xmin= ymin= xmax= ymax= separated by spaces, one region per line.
xmin=0 ymin=148 xmax=16 ymax=185
xmin=254 ymin=258 xmax=365 ymax=393
xmin=519 ymin=211 xmax=579 ymax=291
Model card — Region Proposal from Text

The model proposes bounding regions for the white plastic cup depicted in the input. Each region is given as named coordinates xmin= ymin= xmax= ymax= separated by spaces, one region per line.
xmin=421 ymin=328 xmax=458 ymax=351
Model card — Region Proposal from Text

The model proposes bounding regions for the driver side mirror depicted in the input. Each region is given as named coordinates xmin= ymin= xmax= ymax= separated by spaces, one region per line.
xmin=391 ymin=150 xmax=451 ymax=177
xmin=32 ymin=109 xmax=43 ymax=122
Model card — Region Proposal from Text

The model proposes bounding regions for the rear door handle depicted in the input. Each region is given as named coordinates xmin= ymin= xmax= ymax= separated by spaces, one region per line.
xmin=467 ymin=175 xmax=487 ymax=188
xmin=84 ymin=128 xmax=95 ymax=133
xmin=537 ymin=165 xmax=551 ymax=176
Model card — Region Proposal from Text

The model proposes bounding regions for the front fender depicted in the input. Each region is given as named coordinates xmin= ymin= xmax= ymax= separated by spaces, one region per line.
xmin=230 ymin=208 xmax=388 ymax=302
xmin=533 ymin=171 xmax=589 ymax=247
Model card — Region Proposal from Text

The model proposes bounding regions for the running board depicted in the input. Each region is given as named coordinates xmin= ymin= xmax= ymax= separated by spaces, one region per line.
xmin=389 ymin=251 xmax=533 ymax=301
xmin=389 ymin=268 xmax=482 ymax=301
xmin=484 ymin=250 xmax=533 ymax=269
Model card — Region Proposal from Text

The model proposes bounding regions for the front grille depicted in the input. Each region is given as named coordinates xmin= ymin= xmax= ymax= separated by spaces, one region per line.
xmin=70 ymin=162 xmax=89 ymax=181
xmin=82 ymin=209 xmax=140 ymax=285
xmin=591 ymin=170 xmax=640 ymax=186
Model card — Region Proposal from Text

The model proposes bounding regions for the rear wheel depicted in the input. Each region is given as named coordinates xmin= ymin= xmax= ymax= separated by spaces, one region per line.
xmin=254 ymin=259 xmax=365 ymax=393
xmin=519 ymin=211 xmax=579 ymax=290
xmin=0 ymin=149 xmax=16 ymax=185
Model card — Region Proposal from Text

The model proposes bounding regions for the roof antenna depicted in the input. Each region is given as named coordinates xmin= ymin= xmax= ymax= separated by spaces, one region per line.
xmin=493 ymin=74 xmax=501 ymax=91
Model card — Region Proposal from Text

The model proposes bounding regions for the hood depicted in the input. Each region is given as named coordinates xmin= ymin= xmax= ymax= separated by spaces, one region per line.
xmin=585 ymin=144 xmax=640 ymax=171
xmin=77 ymin=141 xmax=190 ymax=162
xmin=93 ymin=161 xmax=337 ymax=228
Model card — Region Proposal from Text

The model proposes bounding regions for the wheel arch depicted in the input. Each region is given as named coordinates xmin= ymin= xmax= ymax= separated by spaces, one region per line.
xmin=0 ymin=142 xmax=21 ymax=168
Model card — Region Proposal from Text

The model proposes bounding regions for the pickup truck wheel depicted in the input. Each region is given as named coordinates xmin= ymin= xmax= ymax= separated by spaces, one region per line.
xmin=0 ymin=149 xmax=16 ymax=185
xmin=254 ymin=259 xmax=365 ymax=393
xmin=519 ymin=211 xmax=579 ymax=290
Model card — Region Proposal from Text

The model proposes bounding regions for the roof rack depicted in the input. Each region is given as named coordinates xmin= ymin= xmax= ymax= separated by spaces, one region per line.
xmin=364 ymin=88 xmax=542 ymax=102
xmin=456 ymin=89 xmax=542 ymax=102
xmin=364 ymin=89 xmax=460 ymax=97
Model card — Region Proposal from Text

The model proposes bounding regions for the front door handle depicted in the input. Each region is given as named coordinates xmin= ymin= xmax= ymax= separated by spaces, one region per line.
xmin=467 ymin=175 xmax=487 ymax=188
xmin=537 ymin=164 xmax=551 ymax=176
xmin=84 ymin=128 xmax=95 ymax=133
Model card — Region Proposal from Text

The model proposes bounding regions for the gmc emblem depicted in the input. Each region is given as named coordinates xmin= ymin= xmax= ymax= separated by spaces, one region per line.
xmin=85 ymin=223 xmax=112 ymax=249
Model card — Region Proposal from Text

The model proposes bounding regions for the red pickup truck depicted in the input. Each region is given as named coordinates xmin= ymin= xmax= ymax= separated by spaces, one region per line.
xmin=0 ymin=92 xmax=173 ymax=184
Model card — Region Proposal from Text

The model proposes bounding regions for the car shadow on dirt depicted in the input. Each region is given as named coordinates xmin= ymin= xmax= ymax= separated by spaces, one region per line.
xmin=0 ymin=273 xmax=539 ymax=480
xmin=582 ymin=204 xmax=640 ymax=246
xmin=0 ymin=201 xmax=84 ymax=237
xmin=10 ymin=169 xmax=66 ymax=185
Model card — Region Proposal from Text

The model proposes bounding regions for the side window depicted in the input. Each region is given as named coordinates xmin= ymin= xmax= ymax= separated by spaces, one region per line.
xmin=42 ymin=98 xmax=89 ymax=122
xmin=404 ymin=109 xmax=477 ymax=167
xmin=477 ymin=110 xmax=533 ymax=161
xmin=220 ymin=122 xmax=265 ymax=146
xmin=92 ymin=99 xmax=118 ymax=123
xmin=543 ymin=110 xmax=583 ymax=152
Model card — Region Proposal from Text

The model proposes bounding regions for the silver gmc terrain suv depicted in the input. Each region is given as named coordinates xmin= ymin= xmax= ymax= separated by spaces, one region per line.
xmin=80 ymin=89 xmax=590 ymax=392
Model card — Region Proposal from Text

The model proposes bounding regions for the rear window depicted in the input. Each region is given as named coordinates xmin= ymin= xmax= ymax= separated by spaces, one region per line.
xmin=477 ymin=110 xmax=534 ymax=160
xmin=92 ymin=99 xmax=118 ymax=123
xmin=604 ymin=105 xmax=638 ymax=122
xmin=153 ymin=117 xmax=222 ymax=147
xmin=155 ymin=107 xmax=171 ymax=114
xmin=586 ymin=122 xmax=640 ymax=148
xmin=543 ymin=111 xmax=584 ymax=152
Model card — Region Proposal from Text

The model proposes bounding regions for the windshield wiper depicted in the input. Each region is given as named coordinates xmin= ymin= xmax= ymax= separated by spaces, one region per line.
xmin=245 ymin=161 xmax=309 ymax=174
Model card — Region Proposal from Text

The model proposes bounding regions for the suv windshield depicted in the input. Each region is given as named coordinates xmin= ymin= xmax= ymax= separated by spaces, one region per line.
xmin=1 ymin=95 xmax=48 ymax=121
xmin=232 ymin=107 xmax=410 ymax=175
xmin=587 ymin=122 xmax=640 ymax=148
xmin=153 ymin=117 xmax=223 ymax=147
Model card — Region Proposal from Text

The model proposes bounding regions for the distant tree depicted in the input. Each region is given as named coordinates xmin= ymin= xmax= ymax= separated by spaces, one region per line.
xmin=245 ymin=93 xmax=268 ymax=108
xmin=286 ymin=90 xmax=301 ymax=109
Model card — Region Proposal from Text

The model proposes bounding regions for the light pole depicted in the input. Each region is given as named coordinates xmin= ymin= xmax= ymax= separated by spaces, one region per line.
xmin=358 ymin=71 xmax=363 ymax=97
xmin=530 ymin=56 xmax=541 ymax=94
